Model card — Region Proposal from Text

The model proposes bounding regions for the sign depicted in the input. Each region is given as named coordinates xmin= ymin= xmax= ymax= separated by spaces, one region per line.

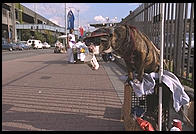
xmin=67 ymin=10 xmax=75 ymax=30
xmin=79 ymin=27 xmax=84 ymax=37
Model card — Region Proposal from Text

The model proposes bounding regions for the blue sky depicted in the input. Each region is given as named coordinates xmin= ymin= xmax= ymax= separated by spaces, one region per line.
xmin=21 ymin=3 xmax=141 ymax=31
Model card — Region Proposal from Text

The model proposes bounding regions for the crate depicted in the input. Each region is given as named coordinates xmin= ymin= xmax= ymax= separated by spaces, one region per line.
xmin=121 ymin=82 xmax=172 ymax=131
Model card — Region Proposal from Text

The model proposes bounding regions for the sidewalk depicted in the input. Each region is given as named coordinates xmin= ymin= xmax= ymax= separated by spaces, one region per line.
xmin=2 ymin=53 xmax=126 ymax=131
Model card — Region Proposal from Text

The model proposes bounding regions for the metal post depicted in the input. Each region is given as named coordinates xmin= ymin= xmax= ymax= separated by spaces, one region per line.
xmin=7 ymin=10 xmax=10 ymax=42
xmin=77 ymin=10 xmax=79 ymax=28
xmin=158 ymin=3 xmax=165 ymax=131
xmin=65 ymin=3 xmax=67 ymax=35
xmin=78 ymin=9 xmax=80 ymax=38
xmin=11 ymin=3 xmax=16 ymax=42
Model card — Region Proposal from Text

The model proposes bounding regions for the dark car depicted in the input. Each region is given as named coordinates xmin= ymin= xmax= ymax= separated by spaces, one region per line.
xmin=9 ymin=42 xmax=19 ymax=50
xmin=2 ymin=40 xmax=17 ymax=51
xmin=16 ymin=43 xmax=30 ymax=50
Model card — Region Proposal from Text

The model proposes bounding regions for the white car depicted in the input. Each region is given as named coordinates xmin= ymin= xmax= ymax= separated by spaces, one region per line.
xmin=42 ymin=42 xmax=51 ymax=49
xmin=27 ymin=39 xmax=43 ymax=49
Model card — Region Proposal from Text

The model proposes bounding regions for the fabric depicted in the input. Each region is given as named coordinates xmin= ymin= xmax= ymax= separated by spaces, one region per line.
xmin=129 ymin=70 xmax=190 ymax=112
xmin=67 ymin=48 xmax=74 ymax=63
xmin=67 ymin=10 xmax=75 ymax=30
xmin=68 ymin=33 xmax=76 ymax=42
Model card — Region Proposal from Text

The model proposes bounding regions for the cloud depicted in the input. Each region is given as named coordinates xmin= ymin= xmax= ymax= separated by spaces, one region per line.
xmin=49 ymin=17 xmax=61 ymax=26
xmin=94 ymin=15 xmax=106 ymax=22
xmin=21 ymin=3 xmax=90 ymax=27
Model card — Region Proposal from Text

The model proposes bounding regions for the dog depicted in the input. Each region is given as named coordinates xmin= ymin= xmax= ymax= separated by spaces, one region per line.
xmin=84 ymin=25 xmax=162 ymax=82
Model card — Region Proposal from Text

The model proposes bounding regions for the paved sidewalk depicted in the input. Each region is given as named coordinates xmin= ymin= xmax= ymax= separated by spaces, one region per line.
xmin=2 ymin=53 xmax=125 ymax=131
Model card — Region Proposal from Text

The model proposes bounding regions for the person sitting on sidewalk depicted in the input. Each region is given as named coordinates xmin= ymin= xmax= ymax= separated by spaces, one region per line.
xmin=88 ymin=43 xmax=99 ymax=70
xmin=75 ymin=37 xmax=88 ymax=63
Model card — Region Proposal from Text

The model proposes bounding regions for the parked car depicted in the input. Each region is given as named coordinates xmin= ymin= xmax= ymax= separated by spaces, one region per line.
xmin=2 ymin=40 xmax=17 ymax=51
xmin=10 ymin=42 xmax=20 ymax=50
xmin=2 ymin=40 xmax=13 ymax=51
xmin=16 ymin=42 xmax=30 ymax=50
xmin=27 ymin=39 xmax=43 ymax=49
xmin=42 ymin=42 xmax=51 ymax=49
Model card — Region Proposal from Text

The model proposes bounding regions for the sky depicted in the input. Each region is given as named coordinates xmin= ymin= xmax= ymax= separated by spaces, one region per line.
xmin=21 ymin=3 xmax=142 ymax=31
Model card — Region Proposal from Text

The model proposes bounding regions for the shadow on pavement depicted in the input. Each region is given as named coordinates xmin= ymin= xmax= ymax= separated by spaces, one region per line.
xmin=2 ymin=107 xmax=124 ymax=131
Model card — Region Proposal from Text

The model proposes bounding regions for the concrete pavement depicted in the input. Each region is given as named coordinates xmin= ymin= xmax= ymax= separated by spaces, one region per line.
xmin=2 ymin=52 xmax=126 ymax=131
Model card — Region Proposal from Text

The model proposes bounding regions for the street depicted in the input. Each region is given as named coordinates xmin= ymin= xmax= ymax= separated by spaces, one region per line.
xmin=2 ymin=48 xmax=54 ymax=62
xmin=2 ymin=50 xmax=125 ymax=131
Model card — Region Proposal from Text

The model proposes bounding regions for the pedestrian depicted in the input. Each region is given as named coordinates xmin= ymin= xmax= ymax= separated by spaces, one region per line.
xmin=67 ymin=29 xmax=76 ymax=63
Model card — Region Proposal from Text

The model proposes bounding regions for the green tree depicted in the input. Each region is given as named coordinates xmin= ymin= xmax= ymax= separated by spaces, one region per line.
xmin=21 ymin=29 xmax=32 ymax=41
xmin=34 ymin=31 xmax=45 ymax=42
xmin=46 ymin=31 xmax=57 ymax=45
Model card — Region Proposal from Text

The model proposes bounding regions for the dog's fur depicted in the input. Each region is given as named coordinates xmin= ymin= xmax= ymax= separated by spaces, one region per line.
xmin=84 ymin=25 xmax=161 ymax=82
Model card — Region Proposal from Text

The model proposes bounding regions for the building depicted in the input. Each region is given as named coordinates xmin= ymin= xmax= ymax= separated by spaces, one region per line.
xmin=2 ymin=3 xmax=65 ymax=42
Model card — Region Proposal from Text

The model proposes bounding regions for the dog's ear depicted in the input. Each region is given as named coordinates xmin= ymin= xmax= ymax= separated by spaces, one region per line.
xmin=114 ymin=26 xmax=126 ymax=39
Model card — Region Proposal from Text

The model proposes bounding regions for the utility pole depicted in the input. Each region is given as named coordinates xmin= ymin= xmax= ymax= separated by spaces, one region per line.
xmin=11 ymin=3 xmax=17 ymax=42
xmin=65 ymin=3 xmax=67 ymax=35
xmin=77 ymin=9 xmax=80 ymax=32
xmin=65 ymin=3 xmax=67 ymax=47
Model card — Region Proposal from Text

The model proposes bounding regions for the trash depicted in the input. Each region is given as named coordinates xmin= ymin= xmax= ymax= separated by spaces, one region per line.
xmin=170 ymin=119 xmax=183 ymax=131
xmin=38 ymin=90 xmax=42 ymax=94
xmin=132 ymin=106 xmax=145 ymax=118
xmin=136 ymin=117 xmax=155 ymax=131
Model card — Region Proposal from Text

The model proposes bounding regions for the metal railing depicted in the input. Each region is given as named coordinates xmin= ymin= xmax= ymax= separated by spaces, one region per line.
xmin=120 ymin=3 xmax=194 ymax=88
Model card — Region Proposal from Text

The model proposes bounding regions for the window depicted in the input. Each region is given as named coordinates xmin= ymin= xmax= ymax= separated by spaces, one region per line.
xmin=9 ymin=12 xmax=12 ymax=18
xmin=15 ymin=10 xmax=18 ymax=20
xmin=2 ymin=9 xmax=7 ymax=17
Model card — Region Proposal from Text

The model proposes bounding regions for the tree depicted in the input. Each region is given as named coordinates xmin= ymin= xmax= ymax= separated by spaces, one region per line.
xmin=34 ymin=31 xmax=45 ymax=42
xmin=21 ymin=29 xmax=32 ymax=41
xmin=46 ymin=31 xmax=57 ymax=45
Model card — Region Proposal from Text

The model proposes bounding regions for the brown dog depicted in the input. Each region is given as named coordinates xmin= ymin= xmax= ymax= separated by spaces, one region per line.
xmin=84 ymin=25 xmax=162 ymax=82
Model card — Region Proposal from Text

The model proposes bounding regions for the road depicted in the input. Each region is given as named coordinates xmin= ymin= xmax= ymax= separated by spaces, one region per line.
xmin=2 ymin=48 xmax=54 ymax=62
xmin=2 ymin=50 xmax=125 ymax=131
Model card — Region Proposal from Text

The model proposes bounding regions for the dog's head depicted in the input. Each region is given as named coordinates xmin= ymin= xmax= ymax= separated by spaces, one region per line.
xmin=84 ymin=25 xmax=128 ymax=54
